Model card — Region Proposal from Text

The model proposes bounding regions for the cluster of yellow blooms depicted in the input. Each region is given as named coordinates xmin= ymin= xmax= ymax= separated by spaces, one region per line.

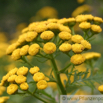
xmin=0 ymin=66 xmax=47 ymax=95
xmin=6 ymin=14 xmax=103 ymax=65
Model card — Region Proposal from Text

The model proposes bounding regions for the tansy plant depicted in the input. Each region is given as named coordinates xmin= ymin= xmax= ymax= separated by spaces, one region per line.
xmin=0 ymin=14 xmax=103 ymax=103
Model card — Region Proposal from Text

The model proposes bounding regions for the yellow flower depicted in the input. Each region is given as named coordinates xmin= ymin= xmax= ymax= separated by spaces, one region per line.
xmin=59 ymin=43 xmax=72 ymax=52
xmin=33 ymin=22 xmax=47 ymax=33
xmin=20 ymin=45 xmax=29 ymax=56
xmin=7 ymin=84 xmax=18 ymax=95
xmin=72 ymin=43 xmax=84 ymax=53
xmin=25 ymin=31 xmax=38 ymax=42
xmin=8 ymin=67 xmax=18 ymax=76
xmin=93 ymin=17 xmax=103 ymax=24
xmin=98 ymin=85 xmax=103 ymax=93
xmin=29 ymin=66 xmax=40 ymax=75
xmin=15 ymin=75 xmax=27 ymax=84
xmin=47 ymin=23 xmax=59 ymax=30
xmin=20 ymin=82 xmax=29 ymax=90
xmin=7 ymin=75 xmax=17 ymax=83
xmin=82 ymin=52 xmax=101 ymax=60
xmin=33 ymin=72 xmax=45 ymax=82
xmin=59 ymin=31 xmax=71 ymax=40
xmin=40 ymin=31 xmax=54 ymax=40
xmin=37 ymin=80 xmax=48 ymax=89
xmin=2 ymin=74 xmax=9 ymax=82
xmin=43 ymin=42 xmax=56 ymax=54
xmin=0 ymin=86 xmax=5 ymax=95
xmin=91 ymin=24 xmax=102 ymax=33
xmin=70 ymin=54 xmax=85 ymax=65
xmin=81 ymin=40 xmax=91 ymax=50
xmin=75 ymin=14 xmax=87 ymax=22
xmin=0 ymin=96 xmax=9 ymax=103
xmin=71 ymin=34 xmax=84 ymax=43
xmin=6 ymin=43 xmax=17 ymax=55
xmin=79 ymin=22 xmax=91 ymax=30
xmin=17 ymin=33 xmax=26 ymax=44
xmin=17 ymin=66 xmax=28 ymax=76
xmin=58 ymin=24 xmax=71 ymax=33
xmin=47 ymin=18 xmax=58 ymax=23
xmin=11 ymin=48 xmax=21 ymax=60
xmin=22 ymin=27 xmax=29 ymax=33
xmin=28 ymin=44 xmax=40 ymax=56
xmin=85 ymin=14 xmax=94 ymax=21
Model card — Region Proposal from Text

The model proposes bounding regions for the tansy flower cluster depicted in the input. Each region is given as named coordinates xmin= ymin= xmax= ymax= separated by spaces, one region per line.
xmin=29 ymin=66 xmax=48 ymax=90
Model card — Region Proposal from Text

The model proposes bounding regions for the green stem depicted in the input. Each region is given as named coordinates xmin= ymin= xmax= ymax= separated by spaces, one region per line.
xmin=70 ymin=27 xmax=75 ymax=35
xmin=22 ymin=56 xmax=34 ymax=67
xmin=50 ymin=54 xmax=67 ymax=95
xmin=45 ymin=74 xmax=57 ymax=82
xmin=27 ymin=90 xmax=48 ymax=103
xmin=59 ymin=63 xmax=71 ymax=73
xmin=86 ymin=33 xmax=94 ymax=40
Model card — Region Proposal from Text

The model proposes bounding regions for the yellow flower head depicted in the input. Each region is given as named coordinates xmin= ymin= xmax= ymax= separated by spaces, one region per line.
xmin=28 ymin=43 xmax=40 ymax=56
xmin=25 ymin=31 xmax=38 ymax=42
xmin=6 ymin=43 xmax=17 ymax=55
xmin=0 ymin=86 xmax=6 ymax=95
xmin=58 ymin=24 xmax=71 ymax=33
xmin=33 ymin=22 xmax=47 ymax=33
xmin=91 ymin=24 xmax=102 ymax=33
xmin=81 ymin=40 xmax=91 ymax=50
xmin=85 ymin=14 xmax=94 ymax=21
xmin=17 ymin=33 xmax=26 ymax=44
xmin=17 ymin=66 xmax=28 ymax=76
xmin=47 ymin=18 xmax=58 ymax=23
xmin=93 ymin=17 xmax=103 ymax=24
xmin=72 ymin=43 xmax=84 ymax=53
xmin=37 ymin=80 xmax=48 ymax=90
xmin=79 ymin=22 xmax=91 ymax=30
xmin=75 ymin=14 xmax=87 ymax=22
xmin=70 ymin=54 xmax=85 ymax=65
xmin=0 ymin=96 xmax=9 ymax=103
xmin=7 ymin=75 xmax=17 ymax=83
xmin=20 ymin=82 xmax=29 ymax=90
xmin=33 ymin=72 xmax=45 ymax=82
xmin=43 ymin=42 xmax=56 ymax=54
xmin=40 ymin=31 xmax=54 ymax=40
xmin=15 ymin=75 xmax=27 ymax=84
xmin=47 ymin=23 xmax=59 ymax=30
xmin=82 ymin=52 xmax=101 ymax=60
xmin=7 ymin=84 xmax=18 ymax=95
xmin=8 ymin=67 xmax=18 ymax=76
xmin=20 ymin=45 xmax=29 ymax=56
xmin=71 ymin=34 xmax=84 ymax=43
xmin=11 ymin=48 xmax=21 ymax=60
xmin=98 ymin=85 xmax=103 ymax=93
xmin=22 ymin=27 xmax=29 ymax=33
xmin=59 ymin=43 xmax=72 ymax=52
xmin=29 ymin=66 xmax=40 ymax=75
xmin=59 ymin=31 xmax=71 ymax=40
xmin=77 ymin=0 xmax=85 ymax=3
xmin=2 ymin=74 xmax=9 ymax=82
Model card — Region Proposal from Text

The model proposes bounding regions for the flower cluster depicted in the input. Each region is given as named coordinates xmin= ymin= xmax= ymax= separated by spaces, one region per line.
xmin=29 ymin=66 xmax=48 ymax=90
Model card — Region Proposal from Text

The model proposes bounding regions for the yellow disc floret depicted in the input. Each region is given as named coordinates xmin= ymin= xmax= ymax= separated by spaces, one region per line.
xmin=43 ymin=42 xmax=56 ymax=54
xmin=70 ymin=54 xmax=85 ymax=65
xmin=59 ymin=43 xmax=72 ymax=52
xmin=79 ymin=22 xmax=91 ymax=30
xmin=91 ymin=24 xmax=102 ymax=33
xmin=40 ymin=31 xmax=54 ymax=40
xmin=98 ymin=85 xmax=103 ymax=93
xmin=20 ymin=45 xmax=29 ymax=56
xmin=7 ymin=75 xmax=17 ymax=83
xmin=17 ymin=66 xmax=28 ymax=76
xmin=37 ymin=80 xmax=48 ymax=90
xmin=25 ymin=31 xmax=38 ymax=42
xmin=93 ymin=17 xmax=103 ymax=24
xmin=81 ymin=40 xmax=91 ymax=50
xmin=72 ymin=43 xmax=84 ymax=53
xmin=15 ymin=75 xmax=27 ymax=84
xmin=11 ymin=48 xmax=21 ymax=60
xmin=29 ymin=44 xmax=40 ymax=56
xmin=7 ymin=84 xmax=18 ymax=95
xmin=33 ymin=72 xmax=45 ymax=82
xmin=8 ymin=67 xmax=18 ymax=76
xmin=71 ymin=34 xmax=84 ymax=43
xmin=59 ymin=31 xmax=71 ymax=40
xmin=29 ymin=66 xmax=40 ymax=75
xmin=20 ymin=82 xmax=29 ymax=90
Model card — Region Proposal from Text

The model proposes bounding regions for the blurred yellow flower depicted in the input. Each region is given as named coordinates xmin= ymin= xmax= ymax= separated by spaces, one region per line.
xmin=20 ymin=82 xmax=29 ymax=90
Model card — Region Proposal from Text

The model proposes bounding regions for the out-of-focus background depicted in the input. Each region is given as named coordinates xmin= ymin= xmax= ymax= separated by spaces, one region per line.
xmin=0 ymin=0 xmax=103 ymax=103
